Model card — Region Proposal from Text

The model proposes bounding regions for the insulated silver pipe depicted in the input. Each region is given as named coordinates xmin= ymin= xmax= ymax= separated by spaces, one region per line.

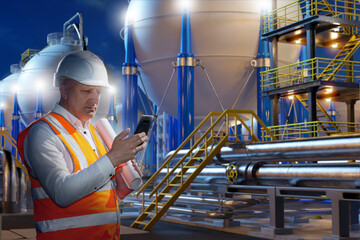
xmin=131 ymin=202 xmax=233 ymax=219
xmin=138 ymin=192 xmax=256 ymax=210
xmin=1 ymin=151 xmax=19 ymax=213
xmin=165 ymin=135 xmax=360 ymax=163
xmin=234 ymin=162 xmax=360 ymax=188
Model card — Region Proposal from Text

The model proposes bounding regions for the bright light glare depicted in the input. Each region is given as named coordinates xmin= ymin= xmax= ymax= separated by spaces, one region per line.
xmin=259 ymin=0 xmax=272 ymax=12
xmin=325 ymin=87 xmax=333 ymax=94
xmin=331 ymin=43 xmax=338 ymax=48
xmin=288 ymin=95 xmax=294 ymax=100
xmin=109 ymin=86 xmax=116 ymax=94
xmin=330 ymin=32 xmax=338 ymax=40
xmin=177 ymin=0 xmax=194 ymax=11
xmin=326 ymin=98 xmax=331 ymax=102
xmin=125 ymin=6 xmax=137 ymax=24
xmin=36 ymin=81 xmax=44 ymax=91
xmin=12 ymin=84 xmax=18 ymax=93
xmin=295 ymin=39 xmax=301 ymax=44
xmin=0 ymin=102 xmax=6 ymax=109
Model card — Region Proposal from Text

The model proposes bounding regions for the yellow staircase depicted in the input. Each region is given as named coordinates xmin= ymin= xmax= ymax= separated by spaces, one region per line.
xmin=131 ymin=110 xmax=274 ymax=231
xmin=318 ymin=35 xmax=360 ymax=81
xmin=295 ymin=94 xmax=341 ymax=134
xmin=315 ymin=0 xmax=337 ymax=17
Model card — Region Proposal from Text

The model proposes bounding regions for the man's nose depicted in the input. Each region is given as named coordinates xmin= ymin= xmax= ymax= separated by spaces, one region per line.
xmin=89 ymin=91 xmax=100 ymax=103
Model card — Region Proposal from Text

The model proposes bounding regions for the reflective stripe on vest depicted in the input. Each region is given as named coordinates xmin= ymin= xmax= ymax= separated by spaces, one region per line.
xmin=19 ymin=112 xmax=119 ymax=240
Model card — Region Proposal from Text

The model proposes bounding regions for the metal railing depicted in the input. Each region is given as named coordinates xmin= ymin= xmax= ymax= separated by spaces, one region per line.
xmin=261 ymin=0 xmax=360 ymax=35
xmin=261 ymin=57 xmax=360 ymax=90
xmin=0 ymin=130 xmax=28 ymax=177
xmin=262 ymin=121 xmax=360 ymax=140
xmin=21 ymin=49 xmax=40 ymax=63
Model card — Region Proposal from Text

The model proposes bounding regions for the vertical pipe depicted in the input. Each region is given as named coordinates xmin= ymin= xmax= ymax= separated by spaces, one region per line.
xmin=168 ymin=115 xmax=177 ymax=151
xmin=0 ymin=107 xmax=5 ymax=148
xmin=257 ymin=14 xmax=271 ymax=138
xmin=177 ymin=5 xmax=195 ymax=148
xmin=150 ymin=104 xmax=157 ymax=175
xmin=34 ymin=89 xmax=43 ymax=120
xmin=122 ymin=22 xmax=138 ymax=134
xmin=107 ymin=91 xmax=117 ymax=132
xmin=11 ymin=92 xmax=20 ymax=156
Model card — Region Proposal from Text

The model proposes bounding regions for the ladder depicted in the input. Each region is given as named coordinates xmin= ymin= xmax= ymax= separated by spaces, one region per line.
xmin=296 ymin=94 xmax=341 ymax=135
xmin=318 ymin=35 xmax=360 ymax=81
xmin=131 ymin=110 xmax=274 ymax=231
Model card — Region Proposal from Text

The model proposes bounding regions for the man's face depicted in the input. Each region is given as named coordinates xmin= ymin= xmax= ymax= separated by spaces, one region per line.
xmin=60 ymin=79 xmax=102 ymax=124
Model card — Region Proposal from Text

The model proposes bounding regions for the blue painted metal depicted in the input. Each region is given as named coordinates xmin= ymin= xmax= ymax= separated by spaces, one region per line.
xmin=168 ymin=114 xmax=177 ymax=151
xmin=11 ymin=92 xmax=20 ymax=156
xmin=177 ymin=5 xmax=194 ymax=148
xmin=107 ymin=93 xmax=117 ymax=132
xmin=150 ymin=104 xmax=157 ymax=175
xmin=122 ymin=23 xmax=138 ymax=134
xmin=34 ymin=89 xmax=43 ymax=120
xmin=0 ymin=105 xmax=5 ymax=148
xmin=257 ymin=21 xmax=272 ymax=138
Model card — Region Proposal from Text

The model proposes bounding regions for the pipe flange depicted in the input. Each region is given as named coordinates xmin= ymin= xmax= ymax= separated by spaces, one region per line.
xmin=122 ymin=66 xmax=137 ymax=75
xmin=226 ymin=164 xmax=238 ymax=184
xmin=247 ymin=161 xmax=266 ymax=181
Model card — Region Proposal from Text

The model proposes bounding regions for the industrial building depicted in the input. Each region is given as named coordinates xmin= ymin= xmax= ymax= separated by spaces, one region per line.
xmin=1 ymin=0 xmax=360 ymax=239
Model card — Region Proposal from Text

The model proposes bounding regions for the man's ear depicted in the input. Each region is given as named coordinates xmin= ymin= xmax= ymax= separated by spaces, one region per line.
xmin=59 ymin=83 xmax=68 ymax=100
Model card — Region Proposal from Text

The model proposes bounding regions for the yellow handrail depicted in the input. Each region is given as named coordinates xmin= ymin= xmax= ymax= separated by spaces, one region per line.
xmin=0 ymin=130 xmax=28 ymax=178
xmin=135 ymin=109 xmax=274 ymax=199
xmin=261 ymin=0 xmax=360 ymax=35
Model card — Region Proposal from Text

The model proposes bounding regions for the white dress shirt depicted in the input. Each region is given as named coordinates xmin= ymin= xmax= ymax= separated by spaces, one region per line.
xmin=23 ymin=104 xmax=115 ymax=207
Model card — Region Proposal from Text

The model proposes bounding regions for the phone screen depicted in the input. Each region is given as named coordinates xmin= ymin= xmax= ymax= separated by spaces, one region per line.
xmin=134 ymin=115 xmax=154 ymax=135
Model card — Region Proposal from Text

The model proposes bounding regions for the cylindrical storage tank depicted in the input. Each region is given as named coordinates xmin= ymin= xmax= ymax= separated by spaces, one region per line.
xmin=128 ymin=0 xmax=301 ymax=124
xmin=17 ymin=33 xmax=111 ymax=126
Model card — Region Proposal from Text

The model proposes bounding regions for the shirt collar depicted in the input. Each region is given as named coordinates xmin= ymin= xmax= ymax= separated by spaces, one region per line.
xmin=52 ymin=104 xmax=91 ymax=130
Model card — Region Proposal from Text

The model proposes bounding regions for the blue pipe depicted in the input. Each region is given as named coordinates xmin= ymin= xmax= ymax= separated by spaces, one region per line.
xmin=122 ymin=22 xmax=138 ymax=134
xmin=168 ymin=114 xmax=178 ymax=151
xmin=107 ymin=92 xmax=117 ymax=132
xmin=34 ymin=89 xmax=43 ymax=120
xmin=257 ymin=23 xmax=271 ymax=139
xmin=11 ymin=92 xmax=20 ymax=156
xmin=177 ymin=5 xmax=194 ymax=148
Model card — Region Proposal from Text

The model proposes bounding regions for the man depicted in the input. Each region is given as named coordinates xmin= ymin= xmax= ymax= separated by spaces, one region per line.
xmin=17 ymin=50 xmax=148 ymax=240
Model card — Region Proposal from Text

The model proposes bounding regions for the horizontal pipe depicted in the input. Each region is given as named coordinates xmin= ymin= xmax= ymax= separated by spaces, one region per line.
xmin=165 ymin=135 xmax=360 ymax=163
xmin=138 ymin=192 xmax=256 ymax=210
xmin=131 ymin=202 xmax=232 ymax=219
xmin=234 ymin=162 xmax=360 ymax=188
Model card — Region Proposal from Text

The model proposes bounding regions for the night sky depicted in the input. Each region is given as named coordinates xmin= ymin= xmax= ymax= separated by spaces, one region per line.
xmin=0 ymin=0 xmax=129 ymax=80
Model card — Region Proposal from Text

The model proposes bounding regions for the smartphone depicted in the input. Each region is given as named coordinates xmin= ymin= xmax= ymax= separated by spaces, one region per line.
xmin=134 ymin=115 xmax=154 ymax=135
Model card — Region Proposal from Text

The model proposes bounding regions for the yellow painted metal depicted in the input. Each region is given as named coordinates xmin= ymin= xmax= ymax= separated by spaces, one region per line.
xmin=0 ymin=130 xmax=28 ymax=179
xmin=131 ymin=109 xmax=273 ymax=230
xmin=21 ymin=49 xmax=40 ymax=63
xmin=295 ymin=94 xmax=341 ymax=134
xmin=318 ymin=35 xmax=360 ymax=81
xmin=261 ymin=0 xmax=360 ymax=35
xmin=261 ymin=57 xmax=360 ymax=90
xmin=262 ymin=121 xmax=360 ymax=141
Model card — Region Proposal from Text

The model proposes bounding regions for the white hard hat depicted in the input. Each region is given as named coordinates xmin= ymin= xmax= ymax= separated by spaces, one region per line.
xmin=54 ymin=50 xmax=110 ymax=87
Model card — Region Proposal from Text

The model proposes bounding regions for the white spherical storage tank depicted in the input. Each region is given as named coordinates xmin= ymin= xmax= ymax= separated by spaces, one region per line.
xmin=17 ymin=33 xmax=111 ymax=126
xmin=0 ymin=64 xmax=21 ymax=137
xmin=128 ymin=0 xmax=301 ymax=123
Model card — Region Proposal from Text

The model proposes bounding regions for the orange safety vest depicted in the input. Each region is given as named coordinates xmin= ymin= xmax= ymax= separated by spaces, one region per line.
xmin=18 ymin=112 xmax=120 ymax=240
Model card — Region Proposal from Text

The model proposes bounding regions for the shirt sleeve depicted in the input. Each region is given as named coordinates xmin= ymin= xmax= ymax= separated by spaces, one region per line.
xmin=24 ymin=122 xmax=115 ymax=207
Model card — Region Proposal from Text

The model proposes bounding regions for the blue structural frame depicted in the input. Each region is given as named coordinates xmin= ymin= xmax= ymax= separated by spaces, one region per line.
xmin=177 ymin=5 xmax=194 ymax=148
xmin=257 ymin=27 xmax=272 ymax=138
xmin=122 ymin=22 xmax=138 ymax=134
xmin=107 ymin=92 xmax=117 ymax=132
xmin=11 ymin=92 xmax=20 ymax=156
xmin=34 ymin=89 xmax=43 ymax=120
